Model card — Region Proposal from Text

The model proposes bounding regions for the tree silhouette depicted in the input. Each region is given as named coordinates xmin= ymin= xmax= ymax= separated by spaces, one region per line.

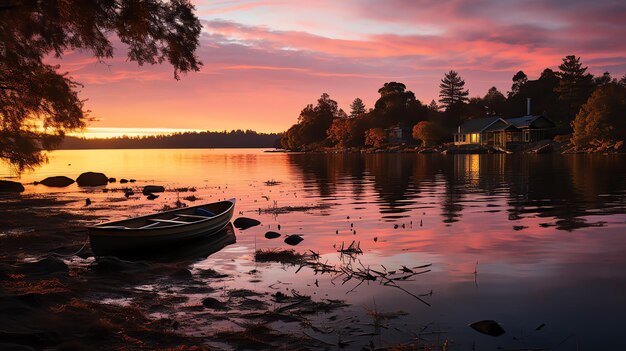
xmin=349 ymin=98 xmax=366 ymax=118
xmin=428 ymin=100 xmax=439 ymax=111
xmin=593 ymin=72 xmax=616 ymax=87
xmin=282 ymin=93 xmax=341 ymax=149
xmin=0 ymin=0 xmax=202 ymax=170
xmin=438 ymin=70 xmax=469 ymax=111
xmin=483 ymin=87 xmax=506 ymax=116
xmin=509 ymin=70 xmax=528 ymax=97
xmin=555 ymin=55 xmax=594 ymax=119
xmin=371 ymin=82 xmax=427 ymax=127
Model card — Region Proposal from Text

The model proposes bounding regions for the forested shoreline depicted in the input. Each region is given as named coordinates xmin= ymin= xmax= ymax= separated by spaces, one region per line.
xmin=60 ymin=130 xmax=282 ymax=149
xmin=279 ymin=55 xmax=626 ymax=152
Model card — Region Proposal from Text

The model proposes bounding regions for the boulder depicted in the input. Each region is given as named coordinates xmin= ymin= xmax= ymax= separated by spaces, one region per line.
xmin=284 ymin=234 xmax=304 ymax=246
xmin=233 ymin=217 xmax=261 ymax=230
xmin=76 ymin=172 xmax=108 ymax=186
xmin=0 ymin=180 xmax=24 ymax=193
xmin=146 ymin=194 xmax=159 ymax=200
xmin=202 ymin=297 xmax=226 ymax=310
xmin=264 ymin=231 xmax=281 ymax=239
xmin=469 ymin=320 xmax=506 ymax=337
xmin=108 ymin=177 xmax=116 ymax=183
xmin=39 ymin=176 xmax=74 ymax=187
xmin=142 ymin=185 xmax=165 ymax=195
xmin=120 ymin=179 xmax=129 ymax=184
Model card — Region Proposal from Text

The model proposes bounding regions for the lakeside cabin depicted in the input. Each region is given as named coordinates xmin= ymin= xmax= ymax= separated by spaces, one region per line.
xmin=385 ymin=124 xmax=413 ymax=144
xmin=454 ymin=115 xmax=556 ymax=147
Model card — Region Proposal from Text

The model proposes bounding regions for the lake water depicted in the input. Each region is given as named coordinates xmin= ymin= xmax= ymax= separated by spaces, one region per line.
xmin=2 ymin=149 xmax=626 ymax=349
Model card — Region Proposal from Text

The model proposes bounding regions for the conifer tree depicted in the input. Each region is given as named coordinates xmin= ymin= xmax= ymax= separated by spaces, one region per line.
xmin=349 ymin=98 xmax=366 ymax=118
xmin=555 ymin=55 xmax=594 ymax=118
xmin=438 ymin=70 xmax=469 ymax=110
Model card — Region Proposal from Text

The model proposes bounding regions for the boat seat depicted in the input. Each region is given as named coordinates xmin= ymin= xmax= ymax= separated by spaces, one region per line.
xmin=147 ymin=218 xmax=189 ymax=224
xmin=177 ymin=214 xmax=209 ymax=219
xmin=138 ymin=222 xmax=163 ymax=229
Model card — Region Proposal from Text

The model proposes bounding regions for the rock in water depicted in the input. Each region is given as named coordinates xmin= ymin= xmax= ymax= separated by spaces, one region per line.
xmin=469 ymin=320 xmax=506 ymax=336
xmin=39 ymin=176 xmax=74 ymax=187
xmin=120 ymin=179 xmax=129 ymax=184
xmin=284 ymin=234 xmax=304 ymax=246
xmin=142 ymin=185 xmax=165 ymax=195
xmin=108 ymin=177 xmax=116 ymax=183
xmin=202 ymin=297 xmax=226 ymax=310
xmin=264 ymin=231 xmax=281 ymax=239
xmin=146 ymin=194 xmax=159 ymax=200
xmin=124 ymin=190 xmax=134 ymax=198
xmin=76 ymin=172 xmax=108 ymax=186
xmin=233 ymin=217 xmax=261 ymax=230
xmin=0 ymin=180 xmax=24 ymax=193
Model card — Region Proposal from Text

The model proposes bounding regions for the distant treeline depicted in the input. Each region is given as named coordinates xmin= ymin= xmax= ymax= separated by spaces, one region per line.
xmin=60 ymin=130 xmax=282 ymax=149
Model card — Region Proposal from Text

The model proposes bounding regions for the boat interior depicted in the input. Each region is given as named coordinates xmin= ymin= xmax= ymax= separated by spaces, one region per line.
xmin=97 ymin=201 xmax=233 ymax=230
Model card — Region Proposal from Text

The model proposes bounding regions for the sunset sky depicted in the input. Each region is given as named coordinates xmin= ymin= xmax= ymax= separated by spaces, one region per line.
xmin=55 ymin=0 xmax=626 ymax=138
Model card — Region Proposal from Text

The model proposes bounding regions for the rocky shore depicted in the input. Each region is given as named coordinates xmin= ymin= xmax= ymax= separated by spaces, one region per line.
xmin=273 ymin=139 xmax=626 ymax=156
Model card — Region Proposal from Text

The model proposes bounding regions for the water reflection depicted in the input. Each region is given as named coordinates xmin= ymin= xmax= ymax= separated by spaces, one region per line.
xmin=287 ymin=153 xmax=626 ymax=229
xmin=3 ymin=150 xmax=626 ymax=349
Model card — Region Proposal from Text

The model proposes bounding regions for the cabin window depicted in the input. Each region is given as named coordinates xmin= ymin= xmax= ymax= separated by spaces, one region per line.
xmin=524 ymin=131 xmax=530 ymax=142
xmin=470 ymin=133 xmax=480 ymax=143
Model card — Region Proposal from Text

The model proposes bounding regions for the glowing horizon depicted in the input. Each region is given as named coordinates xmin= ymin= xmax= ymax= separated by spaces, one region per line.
xmin=71 ymin=127 xmax=220 ymax=139
xmin=47 ymin=0 xmax=626 ymax=133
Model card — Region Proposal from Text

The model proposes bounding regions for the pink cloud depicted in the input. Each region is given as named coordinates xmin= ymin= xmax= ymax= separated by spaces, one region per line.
xmin=42 ymin=0 xmax=626 ymax=133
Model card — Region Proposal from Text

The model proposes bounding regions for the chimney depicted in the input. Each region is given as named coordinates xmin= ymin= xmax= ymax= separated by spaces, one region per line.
xmin=527 ymin=98 xmax=531 ymax=116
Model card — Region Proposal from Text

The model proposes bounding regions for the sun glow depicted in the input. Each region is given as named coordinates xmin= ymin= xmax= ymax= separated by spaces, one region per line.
xmin=69 ymin=127 xmax=206 ymax=139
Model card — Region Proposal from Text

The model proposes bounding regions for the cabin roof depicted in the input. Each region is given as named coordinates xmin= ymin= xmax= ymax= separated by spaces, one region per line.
xmin=457 ymin=115 xmax=555 ymax=134
xmin=457 ymin=117 xmax=502 ymax=134
xmin=504 ymin=115 xmax=542 ymax=128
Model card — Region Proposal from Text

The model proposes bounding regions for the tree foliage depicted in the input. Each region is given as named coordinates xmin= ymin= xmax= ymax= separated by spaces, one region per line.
xmin=364 ymin=128 xmax=385 ymax=147
xmin=281 ymin=93 xmax=342 ymax=150
xmin=483 ymin=87 xmax=506 ymax=116
xmin=572 ymin=84 xmax=626 ymax=147
xmin=0 ymin=0 xmax=202 ymax=170
xmin=555 ymin=55 xmax=594 ymax=118
xmin=349 ymin=98 xmax=366 ymax=118
xmin=371 ymin=82 xmax=428 ymax=127
xmin=509 ymin=70 xmax=528 ymax=97
xmin=327 ymin=116 xmax=368 ymax=147
xmin=439 ymin=70 xmax=469 ymax=110
xmin=412 ymin=121 xmax=445 ymax=146
xmin=593 ymin=72 xmax=616 ymax=87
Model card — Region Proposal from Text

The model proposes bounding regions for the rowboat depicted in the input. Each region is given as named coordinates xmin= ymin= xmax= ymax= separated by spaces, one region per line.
xmin=88 ymin=198 xmax=236 ymax=257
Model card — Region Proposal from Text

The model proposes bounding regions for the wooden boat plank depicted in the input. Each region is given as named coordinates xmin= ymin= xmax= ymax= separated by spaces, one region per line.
xmin=148 ymin=218 xmax=189 ymax=224
xmin=178 ymin=214 xmax=211 ymax=219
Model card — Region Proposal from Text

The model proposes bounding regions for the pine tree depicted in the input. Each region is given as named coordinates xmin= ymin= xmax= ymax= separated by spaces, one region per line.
xmin=428 ymin=100 xmax=439 ymax=111
xmin=555 ymin=55 xmax=594 ymax=118
xmin=438 ymin=70 xmax=469 ymax=110
xmin=349 ymin=98 xmax=366 ymax=118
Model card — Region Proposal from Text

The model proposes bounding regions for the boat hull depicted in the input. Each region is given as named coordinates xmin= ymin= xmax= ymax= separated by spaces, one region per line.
xmin=88 ymin=199 xmax=235 ymax=257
